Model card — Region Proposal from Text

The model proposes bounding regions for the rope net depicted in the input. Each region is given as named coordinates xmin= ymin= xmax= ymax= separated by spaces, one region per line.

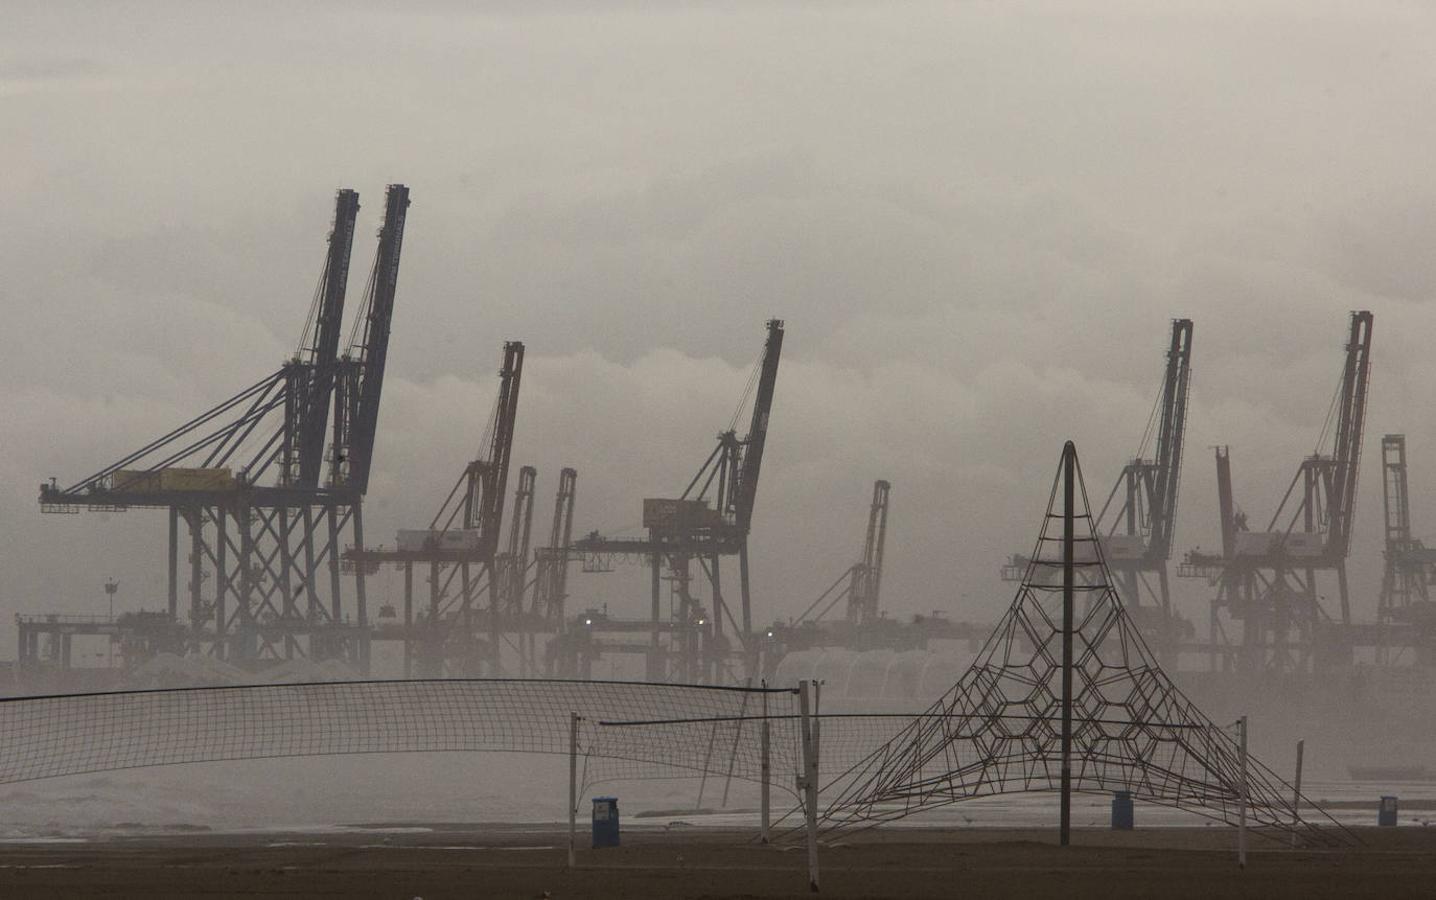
xmin=812 ymin=444 xmax=1355 ymax=846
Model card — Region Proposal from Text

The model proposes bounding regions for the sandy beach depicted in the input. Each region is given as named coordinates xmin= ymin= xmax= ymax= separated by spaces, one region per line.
xmin=0 ymin=824 xmax=1432 ymax=899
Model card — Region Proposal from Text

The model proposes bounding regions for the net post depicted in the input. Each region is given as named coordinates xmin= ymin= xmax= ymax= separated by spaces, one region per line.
xmin=569 ymin=711 xmax=579 ymax=870
xmin=1059 ymin=441 xmax=1075 ymax=848
xmin=1290 ymin=738 xmax=1304 ymax=848
xmin=760 ymin=686 xmax=771 ymax=844
xmin=813 ymin=680 xmax=821 ymax=775
xmin=799 ymin=679 xmax=820 ymax=892
xmin=1237 ymin=715 xmax=1249 ymax=868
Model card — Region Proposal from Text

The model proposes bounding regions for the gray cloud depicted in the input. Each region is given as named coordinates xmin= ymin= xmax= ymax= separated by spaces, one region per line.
xmin=0 ymin=56 xmax=103 ymax=81
xmin=3 ymin=1 xmax=1436 ymax=652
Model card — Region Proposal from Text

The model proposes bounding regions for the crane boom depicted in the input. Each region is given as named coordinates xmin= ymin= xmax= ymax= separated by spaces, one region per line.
xmin=503 ymin=465 xmax=537 ymax=612
xmin=293 ymin=189 xmax=360 ymax=487
xmin=1147 ymin=318 xmax=1194 ymax=561
xmin=461 ymin=341 xmax=525 ymax=554
xmin=533 ymin=467 xmax=578 ymax=626
xmin=549 ymin=467 xmax=578 ymax=552
xmin=1216 ymin=446 xmax=1238 ymax=560
xmin=733 ymin=318 xmax=784 ymax=533
xmin=331 ymin=184 xmax=410 ymax=493
xmin=864 ymin=479 xmax=891 ymax=607
xmin=506 ymin=465 xmax=538 ymax=561
xmin=1327 ymin=310 xmax=1373 ymax=558
xmin=846 ymin=479 xmax=891 ymax=625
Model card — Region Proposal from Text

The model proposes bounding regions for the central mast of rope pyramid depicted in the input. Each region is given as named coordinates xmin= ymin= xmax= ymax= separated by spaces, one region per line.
xmin=818 ymin=441 xmax=1351 ymax=848
xmin=1058 ymin=441 xmax=1077 ymax=846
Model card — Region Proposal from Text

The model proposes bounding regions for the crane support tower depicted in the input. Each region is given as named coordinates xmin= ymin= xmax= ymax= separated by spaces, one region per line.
xmin=1375 ymin=434 xmax=1436 ymax=664
xmin=36 ymin=186 xmax=412 ymax=674
xmin=570 ymin=319 xmax=785 ymax=684
xmin=531 ymin=467 xmax=579 ymax=670
xmin=1180 ymin=311 xmax=1373 ymax=675
xmin=1001 ymin=318 xmax=1194 ymax=656
xmin=498 ymin=465 xmax=539 ymax=673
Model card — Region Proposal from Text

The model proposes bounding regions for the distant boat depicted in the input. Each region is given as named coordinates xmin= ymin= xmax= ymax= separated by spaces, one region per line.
xmin=1347 ymin=765 xmax=1430 ymax=782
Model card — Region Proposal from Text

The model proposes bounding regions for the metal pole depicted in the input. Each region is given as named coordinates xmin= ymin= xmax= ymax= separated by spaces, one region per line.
xmin=1290 ymin=739 xmax=1304 ymax=848
xmin=352 ymin=502 xmax=369 ymax=671
xmin=760 ymin=688 xmax=771 ymax=844
xmin=429 ymin=561 xmax=440 ymax=676
xmin=650 ymin=550 xmax=663 ymax=680
xmin=216 ymin=511 xmax=228 ymax=659
xmin=799 ymin=680 xmax=819 ymax=893
xmin=403 ymin=563 xmax=413 ymax=678
xmin=167 ymin=506 xmax=179 ymax=619
xmin=1060 ymin=442 xmax=1075 ymax=848
xmin=1238 ymin=715 xmax=1249 ymax=868
xmin=696 ymin=716 xmax=720 ymax=809
xmin=814 ymin=680 xmax=822 ymax=774
xmin=720 ymin=680 xmax=754 ymax=808
xmin=569 ymin=712 xmax=579 ymax=870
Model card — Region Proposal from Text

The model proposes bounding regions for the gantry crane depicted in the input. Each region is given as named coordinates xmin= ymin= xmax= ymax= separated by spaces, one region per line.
xmin=1001 ymin=318 xmax=1194 ymax=651
xmin=570 ymin=319 xmax=784 ymax=683
xmin=787 ymin=480 xmax=892 ymax=628
xmin=760 ymin=478 xmax=982 ymax=673
xmin=1181 ymin=311 xmax=1373 ymax=674
xmin=346 ymin=341 xmax=525 ymax=676
xmin=36 ymin=186 xmax=411 ymax=673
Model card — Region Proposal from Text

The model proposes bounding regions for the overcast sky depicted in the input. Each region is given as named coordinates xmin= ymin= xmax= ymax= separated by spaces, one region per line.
xmin=4 ymin=1 xmax=1436 ymax=644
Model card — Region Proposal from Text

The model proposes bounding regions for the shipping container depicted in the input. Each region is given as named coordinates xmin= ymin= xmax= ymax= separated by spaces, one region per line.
xmin=162 ymin=467 xmax=236 ymax=491
xmin=110 ymin=470 xmax=163 ymax=493
xmin=1098 ymin=535 xmax=1148 ymax=561
xmin=396 ymin=529 xmax=482 ymax=553
xmin=1233 ymin=532 xmax=1280 ymax=557
xmin=111 ymin=467 xmax=235 ymax=493
xmin=1228 ymin=530 xmax=1327 ymax=558
xmin=642 ymin=498 xmax=721 ymax=533
xmin=1282 ymin=531 xmax=1326 ymax=558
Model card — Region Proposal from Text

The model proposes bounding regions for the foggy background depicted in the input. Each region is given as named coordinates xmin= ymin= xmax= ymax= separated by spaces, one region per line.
xmin=5 ymin=2 xmax=1436 ymax=652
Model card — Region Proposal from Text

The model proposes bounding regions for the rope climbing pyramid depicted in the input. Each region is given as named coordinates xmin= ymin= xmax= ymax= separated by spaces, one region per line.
xmin=817 ymin=442 xmax=1350 ymax=846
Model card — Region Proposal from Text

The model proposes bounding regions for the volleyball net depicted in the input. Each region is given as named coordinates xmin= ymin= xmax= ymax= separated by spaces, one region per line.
xmin=0 ymin=678 xmax=911 ymax=804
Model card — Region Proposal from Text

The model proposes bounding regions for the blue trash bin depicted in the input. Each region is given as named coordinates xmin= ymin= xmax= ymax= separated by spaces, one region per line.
xmin=1378 ymin=796 xmax=1398 ymax=827
xmin=1111 ymin=791 xmax=1134 ymax=830
xmin=592 ymin=796 xmax=620 ymax=848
